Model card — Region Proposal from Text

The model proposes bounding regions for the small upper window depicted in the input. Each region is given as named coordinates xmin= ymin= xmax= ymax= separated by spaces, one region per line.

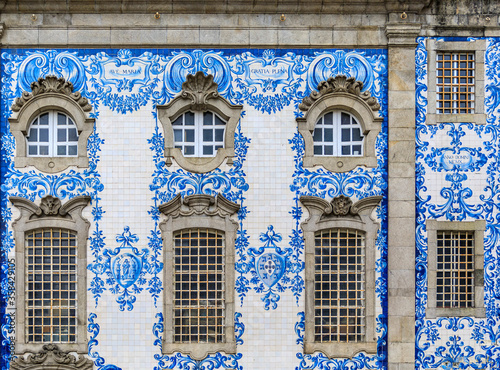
xmin=157 ymin=72 xmax=242 ymax=173
xmin=313 ymin=112 xmax=364 ymax=157
xmin=436 ymin=52 xmax=475 ymax=114
xmin=172 ymin=111 xmax=226 ymax=157
xmin=9 ymin=75 xmax=94 ymax=173
xmin=27 ymin=112 xmax=79 ymax=157
xmin=297 ymin=75 xmax=382 ymax=173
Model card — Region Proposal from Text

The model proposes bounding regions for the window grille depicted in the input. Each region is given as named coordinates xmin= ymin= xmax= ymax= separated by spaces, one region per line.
xmin=172 ymin=111 xmax=226 ymax=157
xmin=436 ymin=52 xmax=475 ymax=114
xmin=314 ymin=228 xmax=365 ymax=343
xmin=313 ymin=112 xmax=363 ymax=157
xmin=436 ymin=230 xmax=475 ymax=308
xmin=173 ymin=229 xmax=225 ymax=343
xmin=27 ymin=112 xmax=79 ymax=157
xmin=25 ymin=229 xmax=78 ymax=343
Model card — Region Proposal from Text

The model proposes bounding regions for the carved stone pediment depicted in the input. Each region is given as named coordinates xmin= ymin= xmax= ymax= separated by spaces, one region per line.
xmin=159 ymin=193 xmax=240 ymax=218
xmin=10 ymin=195 xmax=91 ymax=219
xmin=180 ymin=71 xmax=219 ymax=111
xmin=299 ymin=75 xmax=380 ymax=112
xmin=11 ymin=344 xmax=93 ymax=370
xmin=11 ymin=75 xmax=92 ymax=113
xmin=300 ymin=194 xmax=383 ymax=221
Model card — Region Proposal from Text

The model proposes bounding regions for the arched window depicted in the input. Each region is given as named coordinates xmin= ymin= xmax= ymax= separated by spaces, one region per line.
xmin=297 ymin=75 xmax=382 ymax=173
xmin=313 ymin=111 xmax=364 ymax=157
xmin=158 ymin=72 xmax=242 ymax=173
xmin=9 ymin=75 xmax=94 ymax=173
xmin=300 ymin=194 xmax=381 ymax=358
xmin=27 ymin=111 xmax=79 ymax=157
xmin=172 ymin=111 xmax=226 ymax=157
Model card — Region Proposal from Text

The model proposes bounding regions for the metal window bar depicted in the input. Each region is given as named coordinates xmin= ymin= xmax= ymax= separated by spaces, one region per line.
xmin=436 ymin=230 xmax=475 ymax=308
xmin=436 ymin=52 xmax=475 ymax=114
xmin=25 ymin=229 xmax=78 ymax=343
xmin=173 ymin=229 xmax=225 ymax=343
xmin=314 ymin=228 xmax=365 ymax=343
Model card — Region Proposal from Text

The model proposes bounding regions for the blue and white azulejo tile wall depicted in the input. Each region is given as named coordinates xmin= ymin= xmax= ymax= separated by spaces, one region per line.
xmin=0 ymin=48 xmax=388 ymax=369
xmin=416 ymin=37 xmax=500 ymax=369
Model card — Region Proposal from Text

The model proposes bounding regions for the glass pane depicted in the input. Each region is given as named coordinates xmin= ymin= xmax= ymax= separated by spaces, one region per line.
xmin=184 ymin=112 xmax=195 ymax=125
xmin=352 ymin=145 xmax=362 ymax=155
xmin=68 ymin=128 xmax=78 ymax=142
xmin=28 ymin=146 xmax=37 ymax=155
xmin=39 ymin=113 xmax=49 ymax=125
xmin=28 ymin=129 xmax=38 ymax=142
xmin=341 ymin=128 xmax=350 ymax=142
xmin=39 ymin=146 xmax=49 ymax=155
xmin=57 ymin=129 xmax=66 ymax=142
xmin=352 ymin=128 xmax=362 ymax=142
xmin=214 ymin=115 xmax=225 ymax=126
xmin=203 ymin=146 xmax=213 ymax=155
xmin=313 ymin=129 xmax=322 ymax=142
xmin=185 ymin=130 xmax=195 ymax=142
xmin=341 ymin=146 xmax=350 ymax=155
xmin=58 ymin=113 xmax=67 ymax=125
xmin=203 ymin=112 xmax=213 ymax=125
xmin=323 ymin=112 xmax=333 ymax=125
xmin=314 ymin=146 xmax=322 ymax=155
xmin=68 ymin=146 xmax=77 ymax=156
xmin=215 ymin=129 xmax=224 ymax=142
xmin=324 ymin=128 xmax=333 ymax=142
xmin=324 ymin=145 xmax=333 ymax=155
xmin=184 ymin=146 xmax=195 ymax=155
xmin=174 ymin=129 xmax=183 ymax=142
xmin=172 ymin=116 xmax=183 ymax=126
xmin=39 ymin=128 xmax=49 ymax=142
xmin=341 ymin=112 xmax=350 ymax=125
xmin=57 ymin=146 xmax=66 ymax=155
xmin=203 ymin=129 xmax=213 ymax=142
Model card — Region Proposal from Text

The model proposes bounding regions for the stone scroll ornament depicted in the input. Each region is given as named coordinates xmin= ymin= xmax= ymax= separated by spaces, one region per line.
xmin=10 ymin=344 xmax=93 ymax=370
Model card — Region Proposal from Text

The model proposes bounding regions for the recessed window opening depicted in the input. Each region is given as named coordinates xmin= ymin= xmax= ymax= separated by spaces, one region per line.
xmin=313 ymin=112 xmax=363 ymax=157
xmin=173 ymin=228 xmax=225 ymax=343
xmin=436 ymin=52 xmax=475 ymax=114
xmin=25 ymin=228 xmax=78 ymax=343
xmin=27 ymin=112 xmax=79 ymax=157
xmin=314 ymin=228 xmax=365 ymax=343
xmin=436 ymin=230 xmax=475 ymax=308
xmin=172 ymin=111 xmax=226 ymax=157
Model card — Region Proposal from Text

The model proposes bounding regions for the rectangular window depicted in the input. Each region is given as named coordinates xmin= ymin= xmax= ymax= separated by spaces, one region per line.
xmin=314 ymin=229 xmax=365 ymax=343
xmin=436 ymin=52 xmax=475 ymax=114
xmin=436 ymin=230 xmax=475 ymax=308
xmin=173 ymin=229 xmax=225 ymax=343
xmin=25 ymin=229 xmax=77 ymax=343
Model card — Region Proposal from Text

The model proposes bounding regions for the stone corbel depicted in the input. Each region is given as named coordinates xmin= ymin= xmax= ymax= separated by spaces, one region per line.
xmin=11 ymin=344 xmax=93 ymax=370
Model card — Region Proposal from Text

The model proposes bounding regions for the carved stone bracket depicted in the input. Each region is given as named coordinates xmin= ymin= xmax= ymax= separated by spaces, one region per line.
xmin=159 ymin=193 xmax=240 ymax=219
xmin=11 ymin=75 xmax=92 ymax=113
xmin=11 ymin=344 xmax=93 ymax=370
xmin=299 ymin=75 xmax=380 ymax=112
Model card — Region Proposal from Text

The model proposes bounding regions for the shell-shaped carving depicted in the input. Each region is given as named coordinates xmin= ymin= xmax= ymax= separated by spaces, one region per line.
xmin=182 ymin=71 xmax=219 ymax=95
xmin=11 ymin=75 xmax=92 ymax=112
xmin=299 ymin=74 xmax=380 ymax=112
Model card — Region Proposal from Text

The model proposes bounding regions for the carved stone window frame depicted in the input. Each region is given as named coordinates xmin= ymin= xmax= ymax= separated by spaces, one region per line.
xmin=426 ymin=38 xmax=486 ymax=125
xmin=300 ymin=195 xmax=382 ymax=358
xmin=157 ymin=72 xmax=243 ymax=173
xmin=9 ymin=195 xmax=91 ymax=355
xmin=296 ymin=75 xmax=383 ymax=173
xmin=9 ymin=76 xmax=95 ymax=173
xmin=158 ymin=193 xmax=239 ymax=359
xmin=426 ymin=219 xmax=486 ymax=319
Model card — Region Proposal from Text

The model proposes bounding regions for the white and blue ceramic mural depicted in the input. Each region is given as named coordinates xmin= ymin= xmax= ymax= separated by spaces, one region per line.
xmin=0 ymin=47 xmax=388 ymax=369
xmin=416 ymin=37 xmax=500 ymax=369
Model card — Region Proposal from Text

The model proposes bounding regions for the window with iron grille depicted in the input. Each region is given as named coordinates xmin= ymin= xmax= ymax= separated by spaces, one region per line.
xmin=313 ymin=112 xmax=364 ymax=157
xmin=173 ymin=229 xmax=225 ymax=343
xmin=426 ymin=219 xmax=485 ymax=318
xmin=314 ymin=228 xmax=365 ymax=343
xmin=25 ymin=229 xmax=78 ymax=343
xmin=436 ymin=230 xmax=475 ymax=308
xmin=172 ymin=111 xmax=226 ymax=157
xmin=436 ymin=52 xmax=475 ymax=114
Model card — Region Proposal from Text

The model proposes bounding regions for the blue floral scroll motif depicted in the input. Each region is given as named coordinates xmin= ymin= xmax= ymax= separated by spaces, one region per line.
xmin=153 ymin=313 xmax=244 ymax=370
xmin=238 ymin=226 xmax=294 ymax=310
xmin=232 ymin=49 xmax=308 ymax=114
xmin=88 ymin=227 xmax=160 ymax=311
xmin=87 ymin=49 xmax=163 ymax=113
xmin=88 ymin=313 xmax=122 ymax=370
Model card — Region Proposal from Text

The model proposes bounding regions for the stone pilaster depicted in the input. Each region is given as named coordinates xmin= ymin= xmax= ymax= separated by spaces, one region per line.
xmin=385 ymin=21 xmax=421 ymax=370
